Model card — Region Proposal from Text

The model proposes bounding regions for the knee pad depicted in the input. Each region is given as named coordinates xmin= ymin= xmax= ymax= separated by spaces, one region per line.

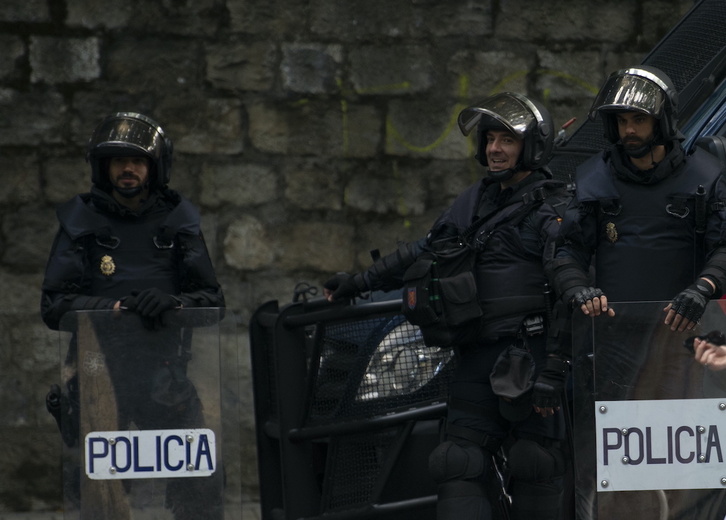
xmin=508 ymin=439 xmax=565 ymax=482
xmin=428 ymin=441 xmax=488 ymax=484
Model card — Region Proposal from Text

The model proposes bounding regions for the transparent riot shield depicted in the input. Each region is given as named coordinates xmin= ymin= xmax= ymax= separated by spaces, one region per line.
xmin=572 ymin=301 xmax=726 ymax=520
xmin=56 ymin=308 xmax=224 ymax=520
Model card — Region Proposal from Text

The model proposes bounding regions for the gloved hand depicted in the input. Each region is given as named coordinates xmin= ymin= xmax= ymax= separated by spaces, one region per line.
xmin=569 ymin=286 xmax=605 ymax=308
xmin=323 ymin=272 xmax=365 ymax=301
xmin=669 ymin=279 xmax=713 ymax=324
xmin=532 ymin=356 xmax=570 ymax=411
xmin=120 ymin=289 xmax=181 ymax=330
xmin=133 ymin=288 xmax=182 ymax=317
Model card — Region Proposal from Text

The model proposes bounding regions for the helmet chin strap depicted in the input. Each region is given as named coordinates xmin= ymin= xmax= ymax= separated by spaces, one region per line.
xmin=621 ymin=140 xmax=653 ymax=159
xmin=488 ymin=162 xmax=522 ymax=182
xmin=112 ymin=180 xmax=150 ymax=199
xmin=113 ymin=185 xmax=143 ymax=198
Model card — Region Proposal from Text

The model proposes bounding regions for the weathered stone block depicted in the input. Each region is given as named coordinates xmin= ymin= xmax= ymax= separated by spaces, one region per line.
xmin=284 ymin=159 xmax=344 ymax=210
xmin=415 ymin=1 xmax=493 ymax=37
xmin=164 ymin=97 xmax=244 ymax=155
xmin=344 ymin=164 xmax=427 ymax=216
xmin=224 ymin=215 xmax=276 ymax=271
xmin=281 ymin=43 xmax=343 ymax=94
xmin=228 ymin=0 xmax=309 ymax=35
xmin=276 ymin=222 xmax=356 ymax=272
xmin=2 ymin=205 xmax=58 ymax=271
xmin=42 ymin=157 xmax=88 ymax=204
xmin=206 ymin=41 xmax=277 ymax=92
xmin=0 ymin=154 xmax=41 ymax=206
xmin=495 ymin=0 xmax=637 ymax=43
xmin=385 ymin=99 xmax=469 ymax=159
xmin=248 ymin=100 xmax=380 ymax=158
xmin=311 ymin=0 xmax=416 ymax=39
xmin=66 ymin=0 xmax=132 ymax=28
xmin=0 ymin=89 xmax=66 ymax=145
xmin=536 ymin=49 xmax=603 ymax=102
xmin=0 ymin=35 xmax=24 ymax=81
xmin=0 ymin=0 xmax=49 ymax=22
xmin=449 ymin=50 xmax=531 ymax=100
xmin=30 ymin=37 xmax=100 ymax=84
xmin=201 ymin=161 xmax=278 ymax=207
xmin=106 ymin=38 xmax=203 ymax=93
xmin=350 ymin=45 xmax=434 ymax=95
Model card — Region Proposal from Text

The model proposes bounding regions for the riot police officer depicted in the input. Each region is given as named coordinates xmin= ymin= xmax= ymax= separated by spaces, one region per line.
xmin=325 ymin=92 xmax=572 ymax=520
xmin=548 ymin=66 xmax=726 ymax=519
xmin=41 ymin=112 xmax=225 ymax=520
xmin=549 ymin=65 xmax=726 ymax=327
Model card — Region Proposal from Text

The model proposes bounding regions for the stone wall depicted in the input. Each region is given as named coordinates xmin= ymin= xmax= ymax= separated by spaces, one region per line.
xmin=0 ymin=0 xmax=694 ymax=514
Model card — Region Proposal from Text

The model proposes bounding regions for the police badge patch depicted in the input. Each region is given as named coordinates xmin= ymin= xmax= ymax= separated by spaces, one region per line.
xmin=606 ymin=222 xmax=618 ymax=243
xmin=100 ymin=255 xmax=116 ymax=276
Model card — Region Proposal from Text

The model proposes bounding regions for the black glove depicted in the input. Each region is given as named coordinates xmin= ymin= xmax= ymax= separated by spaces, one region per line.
xmin=532 ymin=356 xmax=570 ymax=410
xmin=323 ymin=272 xmax=366 ymax=301
xmin=566 ymin=286 xmax=605 ymax=309
xmin=670 ymin=279 xmax=713 ymax=323
xmin=121 ymin=289 xmax=181 ymax=330
xmin=134 ymin=288 xmax=181 ymax=317
xmin=684 ymin=329 xmax=726 ymax=353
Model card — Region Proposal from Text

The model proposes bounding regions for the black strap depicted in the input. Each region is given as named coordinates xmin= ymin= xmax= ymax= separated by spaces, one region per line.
xmin=462 ymin=183 xmax=563 ymax=245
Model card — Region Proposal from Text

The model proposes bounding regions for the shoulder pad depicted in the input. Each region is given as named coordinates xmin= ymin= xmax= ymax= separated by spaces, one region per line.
xmin=159 ymin=196 xmax=201 ymax=238
xmin=56 ymin=194 xmax=112 ymax=240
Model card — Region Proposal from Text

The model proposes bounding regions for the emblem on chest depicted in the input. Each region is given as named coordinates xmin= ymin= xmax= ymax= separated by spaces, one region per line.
xmin=100 ymin=255 xmax=116 ymax=276
xmin=605 ymin=222 xmax=618 ymax=243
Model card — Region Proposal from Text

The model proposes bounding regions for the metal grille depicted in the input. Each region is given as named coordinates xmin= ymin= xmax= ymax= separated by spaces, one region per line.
xmin=645 ymin=0 xmax=726 ymax=92
xmin=321 ymin=429 xmax=398 ymax=511
xmin=310 ymin=315 xmax=453 ymax=421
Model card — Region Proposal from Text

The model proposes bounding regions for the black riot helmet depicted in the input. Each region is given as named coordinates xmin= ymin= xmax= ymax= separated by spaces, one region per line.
xmin=589 ymin=66 xmax=679 ymax=151
xmin=457 ymin=92 xmax=554 ymax=181
xmin=87 ymin=112 xmax=173 ymax=193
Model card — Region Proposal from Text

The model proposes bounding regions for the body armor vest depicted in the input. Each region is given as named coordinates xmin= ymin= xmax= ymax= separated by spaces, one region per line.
xmin=437 ymin=175 xmax=569 ymax=337
xmin=51 ymin=192 xmax=200 ymax=301
xmin=576 ymin=149 xmax=721 ymax=301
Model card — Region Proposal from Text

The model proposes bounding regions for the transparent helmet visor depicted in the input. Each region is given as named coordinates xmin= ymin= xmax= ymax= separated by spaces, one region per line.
xmin=458 ymin=94 xmax=535 ymax=137
xmin=590 ymin=74 xmax=665 ymax=119
xmin=89 ymin=114 xmax=164 ymax=160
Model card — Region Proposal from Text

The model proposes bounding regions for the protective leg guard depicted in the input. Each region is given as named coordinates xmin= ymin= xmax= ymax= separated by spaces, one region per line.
xmin=429 ymin=441 xmax=492 ymax=520
xmin=507 ymin=439 xmax=566 ymax=520
xmin=510 ymin=478 xmax=563 ymax=520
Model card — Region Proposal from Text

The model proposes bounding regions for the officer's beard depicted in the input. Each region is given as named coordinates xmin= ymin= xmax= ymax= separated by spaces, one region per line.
xmin=620 ymin=136 xmax=655 ymax=159
xmin=619 ymin=126 xmax=665 ymax=164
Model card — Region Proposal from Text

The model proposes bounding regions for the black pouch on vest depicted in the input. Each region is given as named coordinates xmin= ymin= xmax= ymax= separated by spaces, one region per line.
xmin=402 ymin=245 xmax=482 ymax=347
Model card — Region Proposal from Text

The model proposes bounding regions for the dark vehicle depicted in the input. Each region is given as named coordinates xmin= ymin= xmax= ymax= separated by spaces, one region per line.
xmin=249 ymin=291 xmax=455 ymax=520
xmin=249 ymin=2 xmax=726 ymax=519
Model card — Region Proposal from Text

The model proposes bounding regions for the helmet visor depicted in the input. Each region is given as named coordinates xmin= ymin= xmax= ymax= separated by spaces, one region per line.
xmin=458 ymin=94 xmax=536 ymax=137
xmin=590 ymin=73 xmax=665 ymax=120
xmin=88 ymin=114 xmax=164 ymax=160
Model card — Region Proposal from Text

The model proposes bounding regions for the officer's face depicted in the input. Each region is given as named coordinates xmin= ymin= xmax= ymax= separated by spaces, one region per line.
xmin=616 ymin=111 xmax=656 ymax=150
xmin=108 ymin=156 xmax=150 ymax=190
xmin=485 ymin=130 xmax=523 ymax=172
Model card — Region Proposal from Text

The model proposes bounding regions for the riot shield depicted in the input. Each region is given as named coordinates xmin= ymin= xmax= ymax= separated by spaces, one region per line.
xmin=572 ymin=300 xmax=726 ymax=520
xmin=55 ymin=308 xmax=224 ymax=520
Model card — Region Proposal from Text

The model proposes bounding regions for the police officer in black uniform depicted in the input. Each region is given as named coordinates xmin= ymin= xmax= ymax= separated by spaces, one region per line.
xmin=325 ymin=92 xmax=572 ymax=520
xmin=548 ymin=67 xmax=726 ymax=519
xmin=549 ymin=66 xmax=726 ymax=323
xmin=41 ymin=112 xmax=225 ymax=520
